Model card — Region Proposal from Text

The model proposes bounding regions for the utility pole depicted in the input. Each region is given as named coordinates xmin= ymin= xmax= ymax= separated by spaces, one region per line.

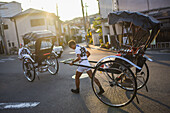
xmin=81 ymin=0 xmax=89 ymax=47
xmin=56 ymin=3 xmax=61 ymax=46
xmin=0 ymin=17 xmax=8 ymax=54
xmin=97 ymin=0 xmax=100 ymax=15
xmin=56 ymin=3 xmax=59 ymax=17
xmin=146 ymin=0 xmax=150 ymax=14
xmin=0 ymin=8 xmax=8 ymax=54
xmin=85 ymin=3 xmax=89 ymax=29
xmin=116 ymin=0 xmax=119 ymax=11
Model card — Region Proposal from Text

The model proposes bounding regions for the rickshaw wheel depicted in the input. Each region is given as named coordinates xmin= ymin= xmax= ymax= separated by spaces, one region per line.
xmin=92 ymin=60 xmax=137 ymax=107
xmin=22 ymin=58 xmax=35 ymax=82
xmin=130 ymin=62 xmax=149 ymax=90
xmin=47 ymin=55 xmax=59 ymax=75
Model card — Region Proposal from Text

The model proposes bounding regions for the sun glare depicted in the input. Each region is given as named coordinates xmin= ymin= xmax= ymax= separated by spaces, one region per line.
xmin=1 ymin=0 xmax=98 ymax=21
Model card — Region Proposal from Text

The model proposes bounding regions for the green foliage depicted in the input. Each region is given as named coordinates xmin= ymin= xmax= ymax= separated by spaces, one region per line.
xmin=93 ymin=17 xmax=102 ymax=37
xmin=100 ymin=43 xmax=105 ymax=48
xmin=105 ymin=42 xmax=111 ymax=49
xmin=99 ymin=39 xmax=103 ymax=44
xmin=89 ymin=38 xmax=93 ymax=44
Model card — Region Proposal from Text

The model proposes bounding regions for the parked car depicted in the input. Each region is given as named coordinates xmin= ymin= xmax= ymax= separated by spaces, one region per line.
xmin=53 ymin=46 xmax=63 ymax=58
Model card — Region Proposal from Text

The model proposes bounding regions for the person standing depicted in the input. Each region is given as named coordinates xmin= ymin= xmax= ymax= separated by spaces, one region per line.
xmin=68 ymin=40 xmax=104 ymax=95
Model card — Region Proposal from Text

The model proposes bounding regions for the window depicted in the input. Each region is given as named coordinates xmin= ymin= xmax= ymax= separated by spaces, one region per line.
xmin=25 ymin=41 xmax=36 ymax=53
xmin=30 ymin=18 xmax=45 ymax=27
xmin=40 ymin=40 xmax=52 ymax=50
xmin=48 ymin=19 xmax=54 ymax=26
xmin=4 ymin=25 xmax=8 ymax=30
xmin=12 ymin=42 xmax=15 ymax=47
xmin=8 ymin=43 xmax=11 ymax=47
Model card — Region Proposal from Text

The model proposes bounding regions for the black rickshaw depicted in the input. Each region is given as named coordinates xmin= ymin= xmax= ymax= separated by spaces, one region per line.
xmin=20 ymin=30 xmax=59 ymax=82
xmin=61 ymin=11 xmax=160 ymax=107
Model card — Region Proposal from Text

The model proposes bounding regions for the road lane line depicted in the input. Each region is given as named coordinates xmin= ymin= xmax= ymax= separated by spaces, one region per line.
xmin=72 ymin=73 xmax=88 ymax=79
xmin=69 ymin=52 xmax=75 ymax=54
xmin=1 ymin=58 xmax=15 ymax=61
xmin=0 ymin=60 xmax=5 ymax=62
xmin=0 ymin=102 xmax=40 ymax=109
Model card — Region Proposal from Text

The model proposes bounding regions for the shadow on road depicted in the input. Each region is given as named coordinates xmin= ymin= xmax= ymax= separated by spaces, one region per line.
xmin=153 ymin=60 xmax=170 ymax=67
xmin=71 ymin=94 xmax=91 ymax=113
xmin=107 ymin=107 xmax=129 ymax=113
xmin=149 ymin=54 xmax=170 ymax=67
xmin=127 ymin=92 xmax=170 ymax=113
xmin=137 ymin=93 xmax=170 ymax=109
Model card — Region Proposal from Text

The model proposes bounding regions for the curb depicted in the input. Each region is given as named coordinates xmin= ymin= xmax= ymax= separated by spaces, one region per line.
xmin=89 ymin=45 xmax=170 ymax=54
xmin=89 ymin=45 xmax=117 ymax=53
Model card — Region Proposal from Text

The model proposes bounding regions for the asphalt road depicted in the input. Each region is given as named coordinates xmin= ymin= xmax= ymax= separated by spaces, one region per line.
xmin=0 ymin=44 xmax=170 ymax=113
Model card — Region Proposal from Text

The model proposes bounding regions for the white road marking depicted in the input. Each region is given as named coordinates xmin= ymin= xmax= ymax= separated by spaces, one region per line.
xmin=0 ymin=60 xmax=5 ymax=62
xmin=72 ymin=73 xmax=89 ymax=79
xmin=0 ymin=102 xmax=40 ymax=109
xmin=69 ymin=52 xmax=75 ymax=54
xmin=1 ymin=58 xmax=15 ymax=61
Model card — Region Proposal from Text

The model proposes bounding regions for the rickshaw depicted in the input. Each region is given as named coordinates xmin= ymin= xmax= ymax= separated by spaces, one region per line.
xmin=61 ymin=11 xmax=160 ymax=107
xmin=19 ymin=30 xmax=59 ymax=82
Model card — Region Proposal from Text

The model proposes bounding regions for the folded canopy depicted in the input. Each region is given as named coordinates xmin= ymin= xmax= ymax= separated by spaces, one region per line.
xmin=23 ymin=30 xmax=56 ymax=45
xmin=108 ymin=11 xmax=161 ymax=51
xmin=108 ymin=11 xmax=160 ymax=30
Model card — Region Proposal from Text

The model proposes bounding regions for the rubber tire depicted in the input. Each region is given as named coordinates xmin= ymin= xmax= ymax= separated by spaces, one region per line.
xmin=91 ymin=60 xmax=137 ymax=107
xmin=22 ymin=58 xmax=35 ymax=82
xmin=47 ymin=55 xmax=59 ymax=75
xmin=136 ymin=63 xmax=149 ymax=90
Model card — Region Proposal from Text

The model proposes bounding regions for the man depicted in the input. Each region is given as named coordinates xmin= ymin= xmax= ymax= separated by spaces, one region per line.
xmin=68 ymin=40 xmax=104 ymax=95
xmin=18 ymin=44 xmax=30 ymax=60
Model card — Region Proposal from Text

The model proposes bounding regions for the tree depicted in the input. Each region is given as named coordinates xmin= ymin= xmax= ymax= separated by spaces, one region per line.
xmin=92 ymin=17 xmax=102 ymax=37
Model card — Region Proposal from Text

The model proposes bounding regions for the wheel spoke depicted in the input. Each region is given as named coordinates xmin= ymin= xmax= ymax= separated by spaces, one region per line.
xmin=22 ymin=58 xmax=35 ymax=82
xmin=47 ymin=56 xmax=58 ymax=75
xmin=92 ymin=60 xmax=137 ymax=107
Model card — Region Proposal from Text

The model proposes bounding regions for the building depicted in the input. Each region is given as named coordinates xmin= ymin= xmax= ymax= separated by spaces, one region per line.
xmin=63 ymin=13 xmax=100 ymax=43
xmin=11 ymin=8 xmax=60 ymax=46
xmin=0 ymin=1 xmax=62 ymax=54
xmin=98 ymin=0 xmax=113 ymax=44
xmin=114 ymin=0 xmax=170 ymax=49
xmin=0 ymin=1 xmax=22 ymax=54
xmin=98 ymin=0 xmax=170 ymax=49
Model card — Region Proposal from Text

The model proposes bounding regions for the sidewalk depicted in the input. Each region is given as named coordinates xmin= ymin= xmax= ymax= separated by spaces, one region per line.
xmin=0 ymin=53 xmax=18 ymax=57
xmin=89 ymin=44 xmax=170 ymax=54
xmin=89 ymin=44 xmax=117 ymax=53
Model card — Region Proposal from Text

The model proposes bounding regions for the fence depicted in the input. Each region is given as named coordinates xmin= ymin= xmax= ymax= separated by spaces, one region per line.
xmin=150 ymin=42 xmax=170 ymax=49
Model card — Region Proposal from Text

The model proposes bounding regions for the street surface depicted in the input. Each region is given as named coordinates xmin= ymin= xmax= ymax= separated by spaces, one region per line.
xmin=0 ymin=43 xmax=170 ymax=113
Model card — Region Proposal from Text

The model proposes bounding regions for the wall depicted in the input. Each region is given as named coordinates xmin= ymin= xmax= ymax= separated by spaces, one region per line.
xmin=99 ymin=0 xmax=113 ymax=18
xmin=15 ymin=14 xmax=56 ymax=45
xmin=98 ymin=0 xmax=113 ymax=44
xmin=0 ymin=2 xmax=22 ymax=17
xmin=3 ymin=18 xmax=18 ymax=50
xmin=118 ymin=0 xmax=170 ymax=11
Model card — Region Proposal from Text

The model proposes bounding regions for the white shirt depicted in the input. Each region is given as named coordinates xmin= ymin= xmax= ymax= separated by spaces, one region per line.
xmin=18 ymin=47 xmax=30 ymax=59
xmin=75 ymin=45 xmax=88 ymax=60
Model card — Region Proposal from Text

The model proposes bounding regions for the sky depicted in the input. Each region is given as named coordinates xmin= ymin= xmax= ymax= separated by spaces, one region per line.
xmin=2 ymin=0 xmax=99 ymax=21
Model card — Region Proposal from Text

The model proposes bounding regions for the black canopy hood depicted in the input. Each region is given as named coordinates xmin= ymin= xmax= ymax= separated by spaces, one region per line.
xmin=23 ymin=30 xmax=56 ymax=45
xmin=108 ymin=11 xmax=160 ymax=30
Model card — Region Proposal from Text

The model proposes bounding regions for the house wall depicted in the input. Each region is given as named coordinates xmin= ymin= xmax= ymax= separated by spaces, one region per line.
xmin=3 ymin=18 xmax=18 ymax=50
xmin=15 ymin=14 xmax=56 ymax=45
xmin=118 ymin=0 xmax=170 ymax=12
xmin=0 ymin=1 xmax=22 ymax=53
xmin=99 ymin=0 xmax=113 ymax=18
xmin=98 ymin=0 xmax=113 ymax=44
xmin=0 ymin=2 xmax=22 ymax=17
